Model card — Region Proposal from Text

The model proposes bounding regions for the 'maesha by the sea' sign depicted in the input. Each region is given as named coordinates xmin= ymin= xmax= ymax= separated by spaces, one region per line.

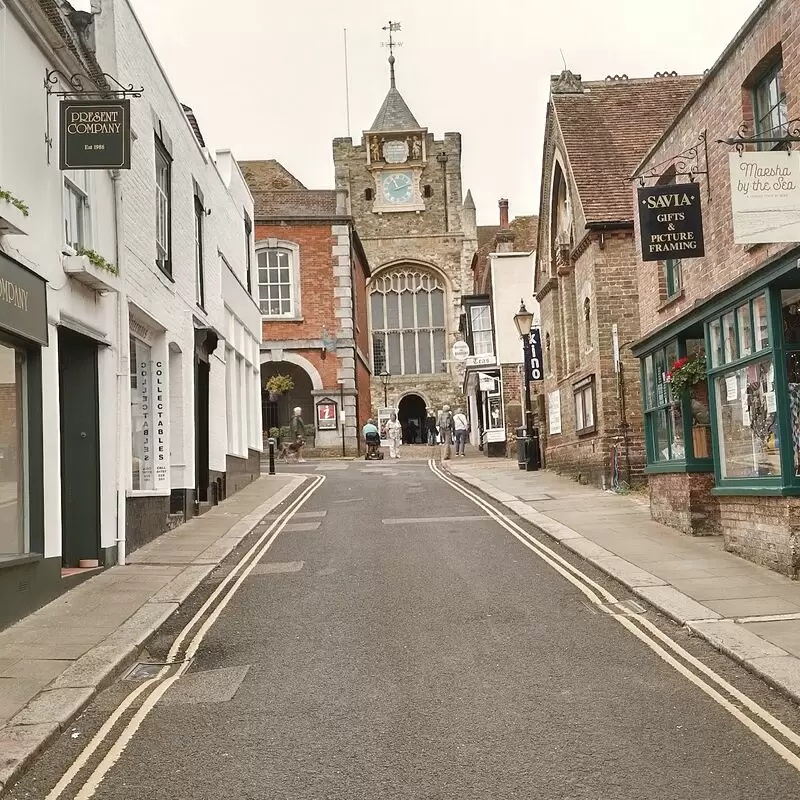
xmin=637 ymin=182 xmax=705 ymax=262
xmin=59 ymin=100 xmax=131 ymax=170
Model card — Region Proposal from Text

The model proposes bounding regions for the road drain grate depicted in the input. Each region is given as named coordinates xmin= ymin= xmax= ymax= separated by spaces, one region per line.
xmin=124 ymin=662 xmax=178 ymax=681
xmin=603 ymin=599 xmax=647 ymax=616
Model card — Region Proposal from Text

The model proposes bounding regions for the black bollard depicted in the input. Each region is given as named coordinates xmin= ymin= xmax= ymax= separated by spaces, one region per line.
xmin=268 ymin=437 xmax=276 ymax=475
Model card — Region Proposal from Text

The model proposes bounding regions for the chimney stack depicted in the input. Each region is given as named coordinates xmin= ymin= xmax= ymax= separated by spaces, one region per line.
xmin=499 ymin=198 xmax=509 ymax=229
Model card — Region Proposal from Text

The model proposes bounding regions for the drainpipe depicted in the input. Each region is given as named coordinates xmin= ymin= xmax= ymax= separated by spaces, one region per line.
xmin=112 ymin=170 xmax=127 ymax=566
xmin=437 ymin=151 xmax=449 ymax=233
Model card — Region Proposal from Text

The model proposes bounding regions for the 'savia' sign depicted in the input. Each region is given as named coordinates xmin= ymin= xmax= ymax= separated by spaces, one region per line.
xmin=637 ymin=182 xmax=705 ymax=262
xmin=59 ymin=100 xmax=131 ymax=170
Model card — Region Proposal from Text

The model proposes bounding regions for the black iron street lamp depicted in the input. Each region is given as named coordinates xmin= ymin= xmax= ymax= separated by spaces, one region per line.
xmin=379 ymin=369 xmax=391 ymax=407
xmin=513 ymin=300 xmax=541 ymax=472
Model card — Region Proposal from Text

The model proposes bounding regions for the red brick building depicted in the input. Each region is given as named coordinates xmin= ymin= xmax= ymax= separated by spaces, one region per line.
xmin=240 ymin=160 xmax=372 ymax=454
xmin=534 ymin=70 xmax=701 ymax=487
xmin=631 ymin=0 xmax=800 ymax=576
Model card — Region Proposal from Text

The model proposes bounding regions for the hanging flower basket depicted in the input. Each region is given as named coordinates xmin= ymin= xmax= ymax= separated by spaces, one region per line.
xmin=667 ymin=354 xmax=707 ymax=399
xmin=265 ymin=374 xmax=294 ymax=397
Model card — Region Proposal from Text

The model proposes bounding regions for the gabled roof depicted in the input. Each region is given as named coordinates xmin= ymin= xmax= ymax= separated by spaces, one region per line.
xmin=252 ymin=190 xmax=338 ymax=220
xmin=238 ymin=160 xmax=306 ymax=192
xmin=551 ymin=73 xmax=702 ymax=224
xmin=370 ymin=86 xmax=421 ymax=132
xmin=477 ymin=225 xmax=500 ymax=249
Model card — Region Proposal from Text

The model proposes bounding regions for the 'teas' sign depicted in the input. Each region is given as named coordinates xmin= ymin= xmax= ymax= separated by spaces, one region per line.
xmin=637 ymin=183 xmax=705 ymax=262
xmin=59 ymin=100 xmax=131 ymax=170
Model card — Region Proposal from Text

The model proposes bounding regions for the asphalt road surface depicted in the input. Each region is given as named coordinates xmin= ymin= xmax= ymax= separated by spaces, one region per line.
xmin=10 ymin=460 xmax=800 ymax=799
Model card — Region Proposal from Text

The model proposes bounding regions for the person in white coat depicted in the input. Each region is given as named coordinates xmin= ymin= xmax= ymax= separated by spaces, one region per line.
xmin=386 ymin=412 xmax=403 ymax=459
xmin=453 ymin=408 xmax=469 ymax=456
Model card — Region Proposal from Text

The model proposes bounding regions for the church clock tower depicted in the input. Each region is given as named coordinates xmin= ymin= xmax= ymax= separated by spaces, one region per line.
xmin=333 ymin=24 xmax=478 ymax=427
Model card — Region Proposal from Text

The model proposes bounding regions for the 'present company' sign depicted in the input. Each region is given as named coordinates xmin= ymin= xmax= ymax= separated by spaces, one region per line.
xmin=637 ymin=182 xmax=705 ymax=262
xmin=59 ymin=100 xmax=131 ymax=170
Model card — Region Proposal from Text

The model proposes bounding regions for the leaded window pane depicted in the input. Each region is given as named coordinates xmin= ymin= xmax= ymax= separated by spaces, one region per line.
xmin=368 ymin=267 xmax=447 ymax=375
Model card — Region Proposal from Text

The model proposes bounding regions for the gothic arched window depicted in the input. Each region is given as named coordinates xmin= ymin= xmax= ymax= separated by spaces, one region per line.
xmin=370 ymin=268 xmax=446 ymax=375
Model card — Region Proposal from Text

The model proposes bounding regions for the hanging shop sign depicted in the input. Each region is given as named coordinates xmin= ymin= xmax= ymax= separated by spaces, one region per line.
xmin=478 ymin=372 xmax=496 ymax=392
xmin=316 ymin=398 xmax=338 ymax=430
xmin=0 ymin=251 xmax=48 ymax=345
xmin=728 ymin=151 xmax=800 ymax=244
xmin=529 ymin=328 xmax=544 ymax=382
xmin=637 ymin=182 xmax=705 ymax=262
xmin=59 ymin=99 xmax=131 ymax=170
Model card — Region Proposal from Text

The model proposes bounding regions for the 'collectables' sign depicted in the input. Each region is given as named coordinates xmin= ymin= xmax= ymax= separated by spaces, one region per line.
xmin=729 ymin=151 xmax=800 ymax=243
xmin=637 ymin=183 xmax=705 ymax=262
xmin=59 ymin=100 xmax=131 ymax=170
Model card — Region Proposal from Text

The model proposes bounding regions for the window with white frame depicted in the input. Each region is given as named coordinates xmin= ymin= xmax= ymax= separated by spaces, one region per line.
xmin=753 ymin=61 xmax=788 ymax=148
xmin=63 ymin=171 xmax=90 ymax=250
xmin=258 ymin=248 xmax=296 ymax=317
xmin=574 ymin=375 xmax=596 ymax=435
xmin=155 ymin=137 xmax=172 ymax=275
xmin=470 ymin=304 xmax=493 ymax=356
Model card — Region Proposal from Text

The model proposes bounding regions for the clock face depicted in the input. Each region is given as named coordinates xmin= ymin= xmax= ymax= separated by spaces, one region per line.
xmin=381 ymin=171 xmax=413 ymax=204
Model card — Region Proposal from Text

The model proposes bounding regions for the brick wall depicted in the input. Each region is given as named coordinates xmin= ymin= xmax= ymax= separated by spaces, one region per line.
xmin=500 ymin=364 xmax=524 ymax=445
xmin=634 ymin=0 xmax=800 ymax=337
xmin=720 ymin=496 xmax=800 ymax=578
xmin=538 ymin=235 xmax=646 ymax=487
xmin=649 ymin=473 xmax=721 ymax=536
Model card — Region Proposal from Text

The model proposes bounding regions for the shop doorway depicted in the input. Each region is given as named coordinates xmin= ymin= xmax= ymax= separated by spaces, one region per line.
xmin=58 ymin=329 xmax=100 ymax=567
xmin=398 ymin=393 xmax=426 ymax=444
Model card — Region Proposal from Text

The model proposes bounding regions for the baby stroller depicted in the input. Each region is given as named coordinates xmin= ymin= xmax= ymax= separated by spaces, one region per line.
xmin=364 ymin=431 xmax=385 ymax=460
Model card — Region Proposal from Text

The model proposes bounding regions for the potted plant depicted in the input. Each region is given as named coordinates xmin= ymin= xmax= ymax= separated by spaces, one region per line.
xmin=265 ymin=374 xmax=294 ymax=398
xmin=666 ymin=354 xmax=707 ymax=399
xmin=668 ymin=353 xmax=710 ymax=458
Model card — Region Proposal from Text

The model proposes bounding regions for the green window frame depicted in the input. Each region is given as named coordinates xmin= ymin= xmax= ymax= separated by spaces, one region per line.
xmin=753 ymin=62 xmax=788 ymax=149
xmin=663 ymin=258 xmax=682 ymax=300
xmin=641 ymin=338 xmax=712 ymax=473
xmin=706 ymin=289 xmax=800 ymax=494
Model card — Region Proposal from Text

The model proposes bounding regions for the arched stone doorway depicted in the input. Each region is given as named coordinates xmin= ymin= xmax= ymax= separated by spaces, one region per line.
xmin=261 ymin=361 xmax=314 ymax=435
xmin=398 ymin=393 xmax=426 ymax=444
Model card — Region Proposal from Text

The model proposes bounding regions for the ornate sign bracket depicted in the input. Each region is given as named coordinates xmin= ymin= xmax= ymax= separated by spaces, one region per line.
xmin=633 ymin=130 xmax=711 ymax=202
xmin=44 ymin=68 xmax=144 ymax=164
xmin=717 ymin=119 xmax=800 ymax=155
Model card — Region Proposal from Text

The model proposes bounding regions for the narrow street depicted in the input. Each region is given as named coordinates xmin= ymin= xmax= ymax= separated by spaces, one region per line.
xmin=10 ymin=462 xmax=800 ymax=799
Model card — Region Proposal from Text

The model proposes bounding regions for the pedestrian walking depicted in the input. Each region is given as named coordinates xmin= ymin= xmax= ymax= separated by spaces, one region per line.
xmin=289 ymin=406 xmax=307 ymax=463
xmin=386 ymin=412 xmax=402 ymax=459
xmin=425 ymin=408 xmax=438 ymax=447
xmin=453 ymin=408 xmax=469 ymax=456
xmin=438 ymin=405 xmax=455 ymax=461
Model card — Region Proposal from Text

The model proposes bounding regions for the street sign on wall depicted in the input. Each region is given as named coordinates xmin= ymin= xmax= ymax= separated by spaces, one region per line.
xmin=529 ymin=328 xmax=544 ymax=381
xmin=637 ymin=182 xmax=705 ymax=262
xmin=59 ymin=99 xmax=131 ymax=170
xmin=728 ymin=151 xmax=800 ymax=243
xmin=452 ymin=341 xmax=470 ymax=361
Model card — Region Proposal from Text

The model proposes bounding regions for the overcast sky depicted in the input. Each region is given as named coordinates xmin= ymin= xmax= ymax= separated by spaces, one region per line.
xmin=110 ymin=0 xmax=760 ymax=225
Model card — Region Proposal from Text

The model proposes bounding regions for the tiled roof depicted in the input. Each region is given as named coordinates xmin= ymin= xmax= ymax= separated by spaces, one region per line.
xmin=239 ymin=160 xmax=306 ymax=191
xmin=552 ymin=75 xmax=702 ymax=223
xmin=477 ymin=225 xmax=500 ymax=249
xmin=181 ymin=105 xmax=206 ymax=148
xmin=370 ymin=87 xmax=420 ymax=132
xmin=252 ymin=190 xmax=338 ymax=219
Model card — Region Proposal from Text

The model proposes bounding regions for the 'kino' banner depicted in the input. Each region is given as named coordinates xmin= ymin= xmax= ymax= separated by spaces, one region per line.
xmin=729 ymin=151 xmax=800 ymax=244
xmin=637 ymin=182 xmax=705 ymax=262
xmin=59 ymin=99 xmax=131 ymax=170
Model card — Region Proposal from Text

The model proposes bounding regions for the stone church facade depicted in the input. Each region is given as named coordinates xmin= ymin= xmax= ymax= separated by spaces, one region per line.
xmin=333 ymin=55 xmax=477 ymax=437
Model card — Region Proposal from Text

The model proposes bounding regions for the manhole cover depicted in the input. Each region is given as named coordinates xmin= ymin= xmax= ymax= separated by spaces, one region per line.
xmin=124 ymin=662 xmax=173 ymax=681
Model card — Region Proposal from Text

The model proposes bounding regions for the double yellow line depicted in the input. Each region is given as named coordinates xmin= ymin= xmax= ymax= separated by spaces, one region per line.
xmin=429 ymin=459 xmax=800 ymax=773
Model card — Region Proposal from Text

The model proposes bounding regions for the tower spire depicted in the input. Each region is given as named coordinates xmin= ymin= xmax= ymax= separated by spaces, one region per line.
xmin=381 ymin=21 xmax=402 ymax=89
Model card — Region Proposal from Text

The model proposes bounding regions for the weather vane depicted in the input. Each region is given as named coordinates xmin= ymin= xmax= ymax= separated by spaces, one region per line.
xmin=381 ymin=21 xmax=402 ymax=87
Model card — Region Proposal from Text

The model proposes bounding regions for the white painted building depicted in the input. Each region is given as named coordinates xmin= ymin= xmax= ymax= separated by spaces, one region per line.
xmin=93 ymin=0 xmax=262 ymax=552
xmin=0 ymin=0 xmax=121 ymax=628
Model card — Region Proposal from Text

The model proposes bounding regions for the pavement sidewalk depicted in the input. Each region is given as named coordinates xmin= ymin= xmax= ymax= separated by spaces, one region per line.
xmin=445 ymin=457 xmax=800 ymax=703
xmin=0 ymin=473 xmax=305 ymax=793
